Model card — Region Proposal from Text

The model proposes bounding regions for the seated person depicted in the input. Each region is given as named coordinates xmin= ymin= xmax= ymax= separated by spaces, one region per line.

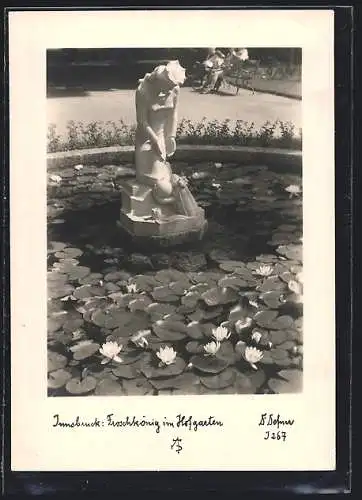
xmin=201 ymin=49 xmax=225 ymax=92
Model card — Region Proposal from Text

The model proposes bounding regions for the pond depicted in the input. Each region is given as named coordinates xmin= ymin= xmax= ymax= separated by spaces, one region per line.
xmin=47 ymin=160 xmax=303 ymax=396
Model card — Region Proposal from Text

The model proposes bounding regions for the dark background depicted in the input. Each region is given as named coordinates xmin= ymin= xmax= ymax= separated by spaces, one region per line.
xmin=47 ymin=47 xmax=302 ymax=90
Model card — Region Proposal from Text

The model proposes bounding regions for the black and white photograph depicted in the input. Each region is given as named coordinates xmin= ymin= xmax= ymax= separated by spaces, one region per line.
xmin=46 ymin=46 xmax=303 ymax=396
xmin=10 ymin=9 xmax=336 ymax=473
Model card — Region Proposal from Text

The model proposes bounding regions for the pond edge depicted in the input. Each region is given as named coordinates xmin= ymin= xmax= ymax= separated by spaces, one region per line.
xmin=47 ymin=145 xmax=302 ymax=173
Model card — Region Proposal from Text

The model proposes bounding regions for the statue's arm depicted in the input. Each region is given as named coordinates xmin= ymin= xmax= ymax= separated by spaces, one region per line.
xmin=135 ymin=90 xmax=159 ymax=146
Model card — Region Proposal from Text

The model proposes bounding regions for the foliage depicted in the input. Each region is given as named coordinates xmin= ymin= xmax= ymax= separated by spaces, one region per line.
xmin=47 ymin=119 xmax=302 ymax=153
xmin=47 ymin=161 xmax=303 ymax=396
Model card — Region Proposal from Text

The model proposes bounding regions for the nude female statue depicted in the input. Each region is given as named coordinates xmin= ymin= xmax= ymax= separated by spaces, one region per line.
xmin=135 ymin=61 xmax=201 ymax=217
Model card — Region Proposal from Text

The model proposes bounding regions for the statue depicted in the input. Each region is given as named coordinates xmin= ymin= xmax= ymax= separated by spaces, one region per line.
xmin=118 ymin=61 xmax=207 ymax=245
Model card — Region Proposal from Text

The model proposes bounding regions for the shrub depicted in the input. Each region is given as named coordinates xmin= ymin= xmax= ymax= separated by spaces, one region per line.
xmin=47 ymin=119 xmax=302 ymax=153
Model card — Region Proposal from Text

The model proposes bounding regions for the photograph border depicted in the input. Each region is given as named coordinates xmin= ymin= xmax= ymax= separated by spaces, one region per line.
xmin=2 ymin=5 xmax=352 ymax=494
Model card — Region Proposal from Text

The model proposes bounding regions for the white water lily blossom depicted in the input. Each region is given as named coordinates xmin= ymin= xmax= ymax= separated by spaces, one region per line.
xmin=285 ymin=184 xmax=302 ymax=198
xmin=74 ymin=164 xmax=83 ymax=171
xmin=243 ymin=346 xmax=264 ymax=370
xmin=212 ymin=326 xmax=231 ymax=342
xmin=253 ymin=264 xmax=273 ymax=277
xmin=126 ymin=283 xmax=139 ymax=294
xmin=204 ymin=341 xmax=221 ymax=356
xmin=49 ymin=174 xmax=62 ymax=184
xmin=235 ymin=317 xmax=253 ymax=334
xmin=156 ymin=346 xmax=177 ymax=366
xmin=99 ymin=341 xmax=123 ymax=364
xmin=131 ymin=329 xmax=151 ymax=348
xmin=251 ymin=331 xmax=262 ymax=344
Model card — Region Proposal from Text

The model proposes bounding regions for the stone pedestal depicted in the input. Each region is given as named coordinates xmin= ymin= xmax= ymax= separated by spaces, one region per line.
xmin=118 ymin=180 xmax=207 ymax=246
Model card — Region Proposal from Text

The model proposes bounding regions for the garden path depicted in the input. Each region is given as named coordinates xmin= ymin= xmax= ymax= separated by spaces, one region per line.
xmin=47 ymin=86 xmax=301 ymax=138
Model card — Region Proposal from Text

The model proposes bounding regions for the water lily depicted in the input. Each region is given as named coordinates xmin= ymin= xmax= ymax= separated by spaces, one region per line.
xmin=130 ymin=329 xmax=151 ymax=349
xmin=204 ymin=341 xmax=221 ymax=356
xmin=251 ymin=331 xmax=262 ymax=344
xmin=235 ymin=317 xmax=253 ymax=334
xmin=74 ymin=164 xmax=83 ymax=171
xmin=243 ymin=346 xmax=264 ymax=370
xmin=285 ymin=184 xmax=302 ymax=198
xmin=156 ymin=346 xmax=177 ymax=366
xmin=253 ymin=264 xmax=273 ymax=277
xmin=214 ymin=162 xmax=223 ymax=169
xmin=99 ymin=341 xmax=123 ymax=364
xmin=49 ymin=174 xmax=62 ymax=184
xmin=212 ymin=326 xmax=231 ymax=342
xmin=212 ymin=182 xmax=221 ymax=189
xmin=126 ymin=283 xmax=138 ymax=294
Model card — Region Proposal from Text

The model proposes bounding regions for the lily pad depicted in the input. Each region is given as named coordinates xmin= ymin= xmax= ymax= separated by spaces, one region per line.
xmin=67 ymin=266 xmax=91 ymax=281
xmin=149 ymin=372 xmax=200 ymax=391
xmin=233 ymin=369 xmax=266 ymax=393
xmin=70 ymin=341 xmax=100 ymax=361
xmin=63 ymin=316 xmax=84 ymax=333
xmin=201 ymin=287 xmax=238 ymax=307
xmin=65 ymin=376 xmax=97 ymax=395
xmin=154 ymin=268 xmax=187 ymax=285
xmin=202 ymin=306 xmax=225 ymax=321
xmin=48 ymin=241 xmax=67 ymax=254
xmin=260 ymin=291 xmax=284 ymax=309
xmin=181 ymin=291 xmax=200 ymax=308
xmin=278 ymin=341 xmax=297 ymax=352
xmin=122 ymin=377 xmax=154 ymax=395
xmin=121 ymin=346 xmax=145 ymax=365
xmin=189 ymin=271 xmax=224 ymax=286
xmin=152 ymin=285 xmax=179 ymax=303
xmin=270 ymin=315 xmax=294 ymax=330
xmin=146 ymin=303 xmax=177 ymax=320
xmin=112 ymin=364 xmax=139 ymax=379
xmin=105 ymin=271 xmax=131 ymax=282
xmin=190 ymin=354 xmax=229 ymax=374
xmin=91 ymin=307 xmax=138 ymax=330
xmin=219 ymin=260 xmax=247 ymax=273
xmin=268 ymin=369 xmax=302 ymax=393
xmin=48 ymin=283 xmax=75 ymax=299
xmin=55 ymin=247 xmax=83 ymax=259
xmin=276 ymin=244 xmax=302 ymax=262
xmin=140 ymin=353 xmax=186 ymax=379
xmin=48 ymin=316 xmax=66 ymax=333
xmin=128 ymin=295 xmax=153 ymax=312
xmin=48 ymin=368 xmax=72 ymax=389
xmin=152 ymin=319 xmax=187 ymax=341
xmin=111 ymin=311 xmax=150 ymax=338
xmin=200 ymin=368 xmax=235 ymax=390
xmin=218 ymin=275 xmax=248 ymax=289
xmin=48 ymin=351 xmax=68 ymax=372
xmin=186 ymin=341 xmax=204 ymax=354
xmin=78 ymin=273 xmax=103 ymax=285
xmin=169 ymin=281 xmax=190 ymax=296
xmin=254 ymin=310 xmax=279 ymax=328
xmin=258 ymin=276 xmax=286 ymax=292
xmin=269 ymin=330 xmax=289 ymax=345
xmin=186 ymin=322 xmax=205 ymax=340
xmin=259 ymin=351 xmax=275 ymax=365
xmin=94 ymin=378 xmax=125 ymax=395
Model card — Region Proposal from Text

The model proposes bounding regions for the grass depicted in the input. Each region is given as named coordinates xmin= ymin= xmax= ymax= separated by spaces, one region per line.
xmin=47 ymin=118 xmax=302 ymax=153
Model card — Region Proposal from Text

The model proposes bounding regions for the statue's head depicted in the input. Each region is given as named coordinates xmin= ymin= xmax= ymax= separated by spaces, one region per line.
xmin=150 ymin=60 xmax=186 ymax=90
